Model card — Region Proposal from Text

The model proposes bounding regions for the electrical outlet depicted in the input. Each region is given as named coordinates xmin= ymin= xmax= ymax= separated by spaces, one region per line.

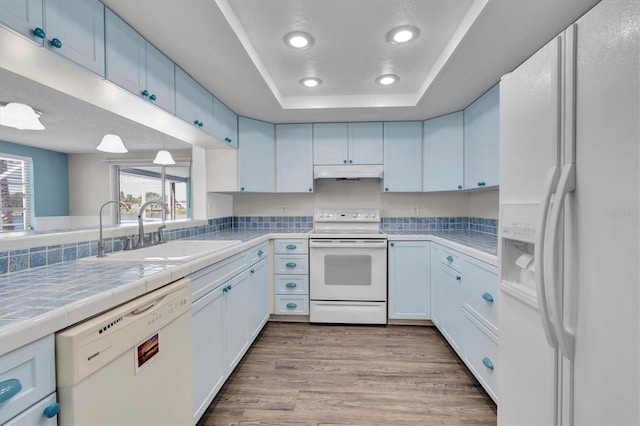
xmin=281 ymin=205 xmax=288 ymax=214
xmin=412 ymin=206 xmax=420 ymax=216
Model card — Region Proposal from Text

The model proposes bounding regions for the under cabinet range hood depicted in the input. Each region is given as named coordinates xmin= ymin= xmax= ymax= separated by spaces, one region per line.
xmin=313 ymin=164 xmax=384 ymax=180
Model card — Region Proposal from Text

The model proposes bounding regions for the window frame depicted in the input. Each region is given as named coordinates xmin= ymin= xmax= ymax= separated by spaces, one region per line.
xmin=0 ymin=152 xmax=33 ymax=233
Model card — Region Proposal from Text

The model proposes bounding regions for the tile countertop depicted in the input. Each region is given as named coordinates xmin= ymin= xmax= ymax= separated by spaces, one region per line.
xmin=0 ymin=228 xmax=496 ymax=356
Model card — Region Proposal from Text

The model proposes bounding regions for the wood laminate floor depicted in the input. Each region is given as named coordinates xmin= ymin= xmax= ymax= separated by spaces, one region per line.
xmin=197 ymin=322 xmax=497 ymax=426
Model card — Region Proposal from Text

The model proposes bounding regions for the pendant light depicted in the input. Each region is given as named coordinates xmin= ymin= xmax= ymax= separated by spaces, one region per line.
xmin=153 ymin=149 xmax=175 ymax=165
xmin=0 ymin=102 xmax=45 ymax=130
xmin=96 ymin=133 xmax=128 ymax=153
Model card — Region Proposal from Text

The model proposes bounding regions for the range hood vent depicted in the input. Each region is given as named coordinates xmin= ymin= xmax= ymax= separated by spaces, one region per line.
xmin=313 ymin=164 xmax=384 ymax=180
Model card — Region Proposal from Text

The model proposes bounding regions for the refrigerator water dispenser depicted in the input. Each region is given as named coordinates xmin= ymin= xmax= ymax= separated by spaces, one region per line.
xmin=502 ymin=239 xmax=536 ymax=291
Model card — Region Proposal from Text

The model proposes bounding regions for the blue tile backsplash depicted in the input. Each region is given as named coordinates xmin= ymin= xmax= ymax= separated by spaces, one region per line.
xmin=0 ymin=215 xmax=496 ymax=275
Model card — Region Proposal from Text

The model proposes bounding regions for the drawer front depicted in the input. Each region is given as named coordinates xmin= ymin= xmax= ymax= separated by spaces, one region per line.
xmin=274 ymin=295 xmax=309 ymax=315
xmin=436 ymin=244 xmax=462 ymax=272
xmin=0 ymin=336 xmax=56 ymax=425
xmin=463 ymin=307 xmax=498 ymax=402
xmin=247 ymin=241 xmax=269 ymax=265
xmin=274 ymin=239 xmax=308 ymax=254
xmin=190 ymin=252 xmax=248 ymax=302
xmin=274 ymin=275 xmax=309 ymax=295
xmin=274 ymin=255 xmax=308 ymax=274
xmin=463 ymin=257 xmax=498 ymax=333
xmin=4 ymin=392 xmax=58 ymax=426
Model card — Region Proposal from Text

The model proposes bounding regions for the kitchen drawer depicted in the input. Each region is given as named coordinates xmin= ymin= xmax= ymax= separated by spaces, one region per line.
xmin=463 ymin=257 xmax=498 ymax=334
xmin=274 ymin=255 xmax=308 ymax=274
xmin=0 ymin=335 xmax=56 ymax=425
xmin=274 ymin=239 xmax=308 ymax=254
xmin=463 ymin=307 xmax=498 ymax=402
xmin=274 ymin=295 xmax=309 ymax=315
xmin=435 ymin=244 xmax=463 ymax=272
xmin=4 ymin=392 xmax=58 ymax=426
xmin=247 ymin=241 xmax=269 ymax=265
xmin=274 ymin=275 xmax=309 ymax=295
xmin=190 ymin=251 xmax=248 ymax=302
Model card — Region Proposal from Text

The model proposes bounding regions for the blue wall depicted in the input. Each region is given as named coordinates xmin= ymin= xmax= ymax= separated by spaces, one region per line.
xmin=0 ymin=140 xmax=69 ymax=217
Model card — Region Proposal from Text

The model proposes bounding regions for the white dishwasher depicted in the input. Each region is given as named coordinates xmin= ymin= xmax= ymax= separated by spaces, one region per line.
xmin=55 ymin=278 xmax=193 ymax=426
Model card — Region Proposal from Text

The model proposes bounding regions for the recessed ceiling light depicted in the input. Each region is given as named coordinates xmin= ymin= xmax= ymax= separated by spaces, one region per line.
xmin=284 ymin=31 xmax=314 ymax=49
xmin=375 ymin=74 xmax=399 ymax=86
xmin=300 ymin=77 xmax=322 ymax=88
xmin=386 ymin=25 xmax=420 ymax=44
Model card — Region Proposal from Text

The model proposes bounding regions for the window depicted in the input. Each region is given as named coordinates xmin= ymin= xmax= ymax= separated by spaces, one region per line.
xmin=0 ymin=154 xmax=32 ymax=233
xmin=116 ymin=163 xmax=190 ymax=223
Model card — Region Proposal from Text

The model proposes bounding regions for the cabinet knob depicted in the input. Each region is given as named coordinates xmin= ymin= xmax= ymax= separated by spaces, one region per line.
xmin=456 ymin=275 xmax=461 ymax=281
xmin=43 ymin=402 xmax=60 ymax=418
xmin=384 ymin=187 xmax=389 ymax=192
xmin=240 ymin=187 xmax=245 ymax=191
xmin=457 ymin=185 xmax=463 ymax=190
xmin=349 ymin=159 xmax=353 ymax=164
xmin=285 ymin=244 xmax=297 ymax=250
xmin=149 ymin=94 xmax=157 ymax=101
xmin=49 ymin=38 xmax=62 ymax=49
xmin=390 ymin=242 xmax=395 ymax=247
xmin=285 ymin=262 xmax=297 ymax=268
xmin=33 ymin=27 xmax=45 ymax=39
xmin=258 ymin=249 xmax=264 ymax=256
xmin=482 ymin=357 xmax=494 ymax=370
xmin=0 ymin=379 xmax=22 ymax=404
xmin=482 ymin=292 xmax=494 ymax=303
xmin=141 ymin=89 xmax=150 ymax=97
xmin=308 ymin=188 xmax=312 ymax=192
xmin=250 ymin=269 xmax=255 ymax=273
xmin=199 ymin=121 xmax=204 ymax=127
xmin=343 ymin=159 xmax=347 ymax=164
xmin=446 ymin=255 xmax=453 ymax=262
xmin=193 ymin=120 xmax=199 ymax=126
xmin=286 ymin=303 xmax=298 ymax=309
xmin=286 ymin=282 xmax=297 ymax=288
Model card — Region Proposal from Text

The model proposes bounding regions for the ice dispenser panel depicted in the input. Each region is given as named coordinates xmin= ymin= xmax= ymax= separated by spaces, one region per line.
xmin=502 ymin=239 xmax=536 ymax=291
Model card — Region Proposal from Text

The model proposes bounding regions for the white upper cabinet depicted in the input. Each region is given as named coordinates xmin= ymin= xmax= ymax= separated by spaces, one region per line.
xmin=213 ymin=97 xmax=238 ymax=148
xmin=238 ymin=116 xmax=275 ymax=192
xmin=175 ymin=67 xmax=214 ymax=134
xmin=105 ymin=9 xmax=175 ymax=113
xmin=276 ymin=124 xmax=314 ymax=193
xmin=0 ymin=0 xmax=43 ymax=43
xmin=313 ymin=122 xmax=383 ymax=165
xmin=424 ymin=111 xmax=464 ymax=192
xmin=464 ymin=84 xmax=500 ymax=189
xmin=383 ymin=121 xmax=423 ymax=192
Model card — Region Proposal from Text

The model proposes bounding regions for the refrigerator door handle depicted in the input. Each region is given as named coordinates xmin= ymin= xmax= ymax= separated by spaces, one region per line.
xmin=545 ymin=163 xmax=576 ymax=360
xmin=535 ymin=165 xmax=561 ymax=349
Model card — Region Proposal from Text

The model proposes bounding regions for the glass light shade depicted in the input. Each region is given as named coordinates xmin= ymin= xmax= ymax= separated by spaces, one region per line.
xmin=0 ymin=102 xmax=45 ymax=130
xmin=96 ymin=133 xmax=128 ymax=153
xmin=153 ymin=149 xmax=175 ymax=165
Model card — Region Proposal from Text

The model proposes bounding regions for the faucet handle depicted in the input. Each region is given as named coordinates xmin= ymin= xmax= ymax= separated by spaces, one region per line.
xmin=120 ymin=235 xmax=134 ymax=251
xmin=157 ymin=225 xmax=167 ymax=244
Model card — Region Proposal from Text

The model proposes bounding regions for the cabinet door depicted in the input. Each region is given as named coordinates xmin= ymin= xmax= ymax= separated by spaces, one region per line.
xmin=0 ymin=0 xmax=43 ymax=44
xmin=192 ymin=285 xmax=225 ymax=422
xmin=424 ymin=112 xmax=464 ymax=191
xmin=462 ymin=256 xmax=498 ymax=335
xmin=388 ymin=241 xmax=430 ymax=320
xmin=213 ymin=97 xmax=238 ymax=148
xmin=238 ymin=117 xmax=275 ymax=192
xmin=383 ymin=121 xmax=423 ymax=192
xmin=248 ymin=257 xmax=270 ymax=340
xmin=276 ymin=123 xmax=313 ymax=193
xmin=105 ymin=9 xmax=145 ymax=98
xmin=313 ymin=123 xmax=348 ymax=165
xmin=441 ymin=264 xmax=465 ymax=354
xmin=224 ymin=270 xmax=250 ymax=373
xmin=43 ymin=0 xmax=105 ymax=76
xmin=464 ymin=84 xmax=499 ymax=189
xmin=145 ymin=43 xmax=175 ymax=114
xmin=175 ymin=67 xmax=213 ymax=133
xmin=348 ymin=122 xmax=383 ymax=164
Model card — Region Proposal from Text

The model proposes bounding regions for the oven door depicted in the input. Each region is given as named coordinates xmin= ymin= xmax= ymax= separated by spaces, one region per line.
xmin=309 ymin=238 xmax=387 ymax=301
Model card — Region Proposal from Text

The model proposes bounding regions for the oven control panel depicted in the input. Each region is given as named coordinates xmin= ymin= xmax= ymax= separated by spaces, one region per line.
xmin=314 ymin=209 xmax=380 ymax=222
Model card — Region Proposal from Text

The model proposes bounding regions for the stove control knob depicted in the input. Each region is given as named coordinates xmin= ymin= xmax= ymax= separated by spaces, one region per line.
xmin=352 ymin=213 xmax=358 ymax=218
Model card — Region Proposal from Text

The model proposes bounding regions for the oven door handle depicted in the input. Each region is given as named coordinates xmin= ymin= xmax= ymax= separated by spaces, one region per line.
xmin=309 ymin=239 xmax=388 ymax=249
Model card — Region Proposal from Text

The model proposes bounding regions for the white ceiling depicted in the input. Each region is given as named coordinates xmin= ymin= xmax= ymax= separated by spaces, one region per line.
xmin=0 ymin=0 xmax=600 ymax=154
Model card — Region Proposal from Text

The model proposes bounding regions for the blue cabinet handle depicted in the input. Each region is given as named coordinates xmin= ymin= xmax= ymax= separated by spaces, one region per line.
xmin=250 ymin=269 xmax=255 ymax=273
xmin=49 ymin=38 xmax=62 ymax=48
xmin=308 ymin=188 xmax=312 ymax=192
xmin=285 ymin=262 xmax=297 ymax=268
xmin=141 ymin=89 xmax=149 ymax=97
xmin=258 ymin=249 xmax=264 ymax=256
xmin=385 ymin=187 xmax=389 ymax=192
xmin=286 ymin=282 xmax=297 ymax=288
xmin=0 ymin=379 xmax=22 ymax=404
xmin=43 ymin=402 xmax=60 ymax=418
xmin=349 ymin=159 xmax=353 ymax=163
xmin=482 ymin=357 xmax=494 ymax=370
xmin=390 ymin=242 xmax=394 ymax=247
xmin=198 ymin=121 xmax=204 ymax=127
xmin=285 ymin=244 xmax=297 ymax=250
xmin=456 ymin=275 xmax=461 ymax=281
xmin=240 ymin=187 xmax=245 ymax=191
xmin=343 ymin=159 xmax=347 ymax=164
xmin=33 ymin=27 xmax=45 ymax=39
xmin=286 ymin=303 xmax=297 ymax=309
xmin=223 ymin=284 xmax=232 ymax=292
xmin=457 ymin=185 xmax=463 ymax=190
xmin=482 ymin=292 xmax=494 ymax=303
xmin=477 ymin=181 xmax=486 ymax=187
xmin=149 ymin=94 xmax=157 ymax=101
xmin=446 ymin=255 xmax=453 ymax=262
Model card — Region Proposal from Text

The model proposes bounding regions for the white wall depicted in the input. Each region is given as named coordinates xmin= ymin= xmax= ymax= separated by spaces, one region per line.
xmin=232 ymin=179 xmax=497 ymax=218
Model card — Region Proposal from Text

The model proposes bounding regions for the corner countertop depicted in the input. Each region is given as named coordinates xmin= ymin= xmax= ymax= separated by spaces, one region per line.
xmin=0 ymin=228 xmax=497 ymax=357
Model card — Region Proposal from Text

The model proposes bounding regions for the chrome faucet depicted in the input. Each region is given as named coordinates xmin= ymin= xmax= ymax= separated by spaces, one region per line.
xmin=98 ymin=200 xmax=129 ymax=257
xmin=136 ymin=200 xmax=170 ymax=248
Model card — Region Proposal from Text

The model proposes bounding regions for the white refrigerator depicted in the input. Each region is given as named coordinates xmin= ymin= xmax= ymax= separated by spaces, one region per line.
xmin=498 ymin=0 xmax=639 ymax=425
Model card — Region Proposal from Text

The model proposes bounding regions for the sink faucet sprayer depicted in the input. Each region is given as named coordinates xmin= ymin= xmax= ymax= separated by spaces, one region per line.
xmin=98 ymin=200 xmax=129 ymax=258
xmin=136 ymin=200 xmax=170 ymax=248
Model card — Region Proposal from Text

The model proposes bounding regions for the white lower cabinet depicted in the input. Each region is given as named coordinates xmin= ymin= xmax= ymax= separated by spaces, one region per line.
xmin=387 ymin=241 xmax=431 ymax=320
xmin=190 ymin=241 xmax=270 ymax=423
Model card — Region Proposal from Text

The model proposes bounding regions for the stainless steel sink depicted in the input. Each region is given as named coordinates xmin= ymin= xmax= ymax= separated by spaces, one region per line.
xmin=80 ymin=240 xmax=242 ymax=264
